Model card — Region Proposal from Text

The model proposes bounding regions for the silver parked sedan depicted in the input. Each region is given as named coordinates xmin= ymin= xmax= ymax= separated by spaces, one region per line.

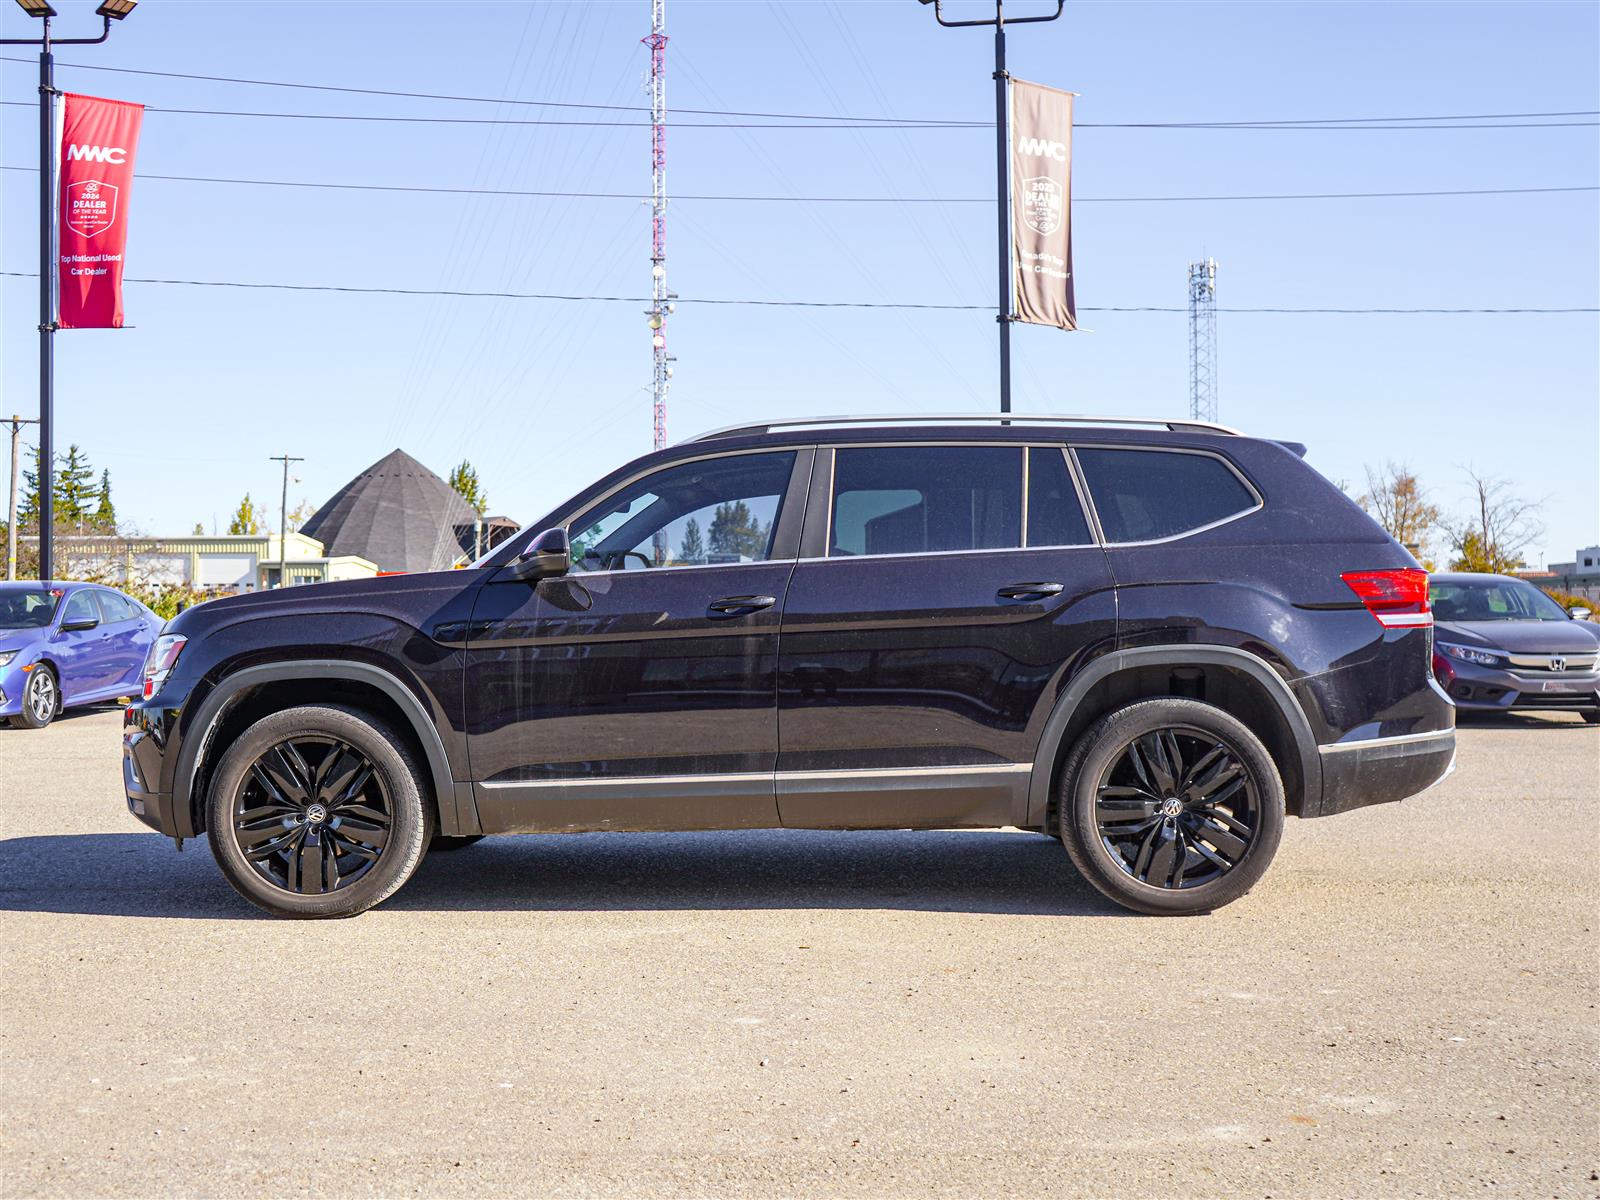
xmin=1429 ymin=572 xmax=1600 ymax=723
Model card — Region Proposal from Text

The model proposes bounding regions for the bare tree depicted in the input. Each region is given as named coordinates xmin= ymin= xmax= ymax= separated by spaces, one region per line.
xmin=1443 ymin=469 xmax=1543 ymax=574
xmin=1359 ymin=461 xmax=1442 ymax=562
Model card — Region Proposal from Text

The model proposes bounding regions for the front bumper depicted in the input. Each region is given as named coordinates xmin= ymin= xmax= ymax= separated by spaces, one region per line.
xmin=0 ymin=659 xmax=30 ymax=717
xmin=1316 ymin=728 xmax=1457 ymax=817
xmin=1436 ymin=657 xmax=1599 ymax=713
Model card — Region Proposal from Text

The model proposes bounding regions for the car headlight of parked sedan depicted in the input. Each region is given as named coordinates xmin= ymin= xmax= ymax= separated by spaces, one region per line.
xmin=0 ymin=649 xmax=19 ymax=668
xmin=1437 ymin=641 xmax=1507 ymax=668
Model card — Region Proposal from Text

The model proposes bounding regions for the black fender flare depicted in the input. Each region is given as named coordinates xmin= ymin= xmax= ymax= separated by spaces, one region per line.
xmin=1025 ymin=645 xmax=1323 ymax=826
xmin=173 ymin=659 xmax=467 ymax=837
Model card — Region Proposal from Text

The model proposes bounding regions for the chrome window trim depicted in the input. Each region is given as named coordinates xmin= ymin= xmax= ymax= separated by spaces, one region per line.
xmin=1069 ymin=442 xmax=1265 ymax=547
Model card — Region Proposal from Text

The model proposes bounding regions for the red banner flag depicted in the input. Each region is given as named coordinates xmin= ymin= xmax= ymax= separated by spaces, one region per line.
xmin=56 ymin=92 xmax=143 ymax=330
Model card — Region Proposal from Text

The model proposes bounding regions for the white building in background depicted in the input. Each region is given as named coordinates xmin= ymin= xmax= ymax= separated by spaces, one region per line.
xmin=1518 ymin=544 xmax=1600 ymax=605
xmin=27 ymin=532 xmax=378 ymax=592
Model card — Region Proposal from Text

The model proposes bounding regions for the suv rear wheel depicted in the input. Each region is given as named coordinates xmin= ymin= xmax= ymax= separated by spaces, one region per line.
xmin=206 ymin=704 xmax=433 ymax=918
xmin=1058 ymin=698 xmax=1285 ymax=915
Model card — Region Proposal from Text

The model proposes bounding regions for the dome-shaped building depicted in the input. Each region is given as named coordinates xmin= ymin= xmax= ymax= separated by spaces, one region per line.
xmin=299 ymin=449 xmax=483 ymax=575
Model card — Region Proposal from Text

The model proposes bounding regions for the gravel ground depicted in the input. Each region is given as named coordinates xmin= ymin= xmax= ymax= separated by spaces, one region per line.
xmin=1 ymin=707 xmax=1596 ymax=1199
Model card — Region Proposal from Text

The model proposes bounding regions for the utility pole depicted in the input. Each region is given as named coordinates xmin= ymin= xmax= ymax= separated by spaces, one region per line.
xmin=1188 ymin=257 xmax=1218 ymax=423
xmin=7 ymin=415 xmax=40 ymax=581
xmin=269 ymin=454 xmax=303 ymax=589
xmin=3 ymin=1 xmax=140 ymax=583
xmin=918 ymin=0 xmax=1064 ymax=414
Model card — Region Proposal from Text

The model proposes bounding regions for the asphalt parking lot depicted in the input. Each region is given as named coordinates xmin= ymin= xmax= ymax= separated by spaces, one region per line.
xmin=1 ymin=708 xmax=1595 ymax=1199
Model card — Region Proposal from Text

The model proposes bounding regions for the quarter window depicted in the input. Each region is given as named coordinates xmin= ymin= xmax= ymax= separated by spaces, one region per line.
xmin=829 ymin=446 xmax=1022 ymax=557
xmin=1027 ymin=447 xmax=1092 ymax=547
xmin=567 ymin=451 xmax=796 ymax=572
xmin=1075 ymin=448 xmax=1257 ymax=543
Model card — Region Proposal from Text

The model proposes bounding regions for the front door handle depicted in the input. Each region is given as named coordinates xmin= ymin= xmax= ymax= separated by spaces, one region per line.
xmin=997 ymin=582 xmax=1064 ymax=602
xmin=707 ymin=594 xmax=777 ymax=619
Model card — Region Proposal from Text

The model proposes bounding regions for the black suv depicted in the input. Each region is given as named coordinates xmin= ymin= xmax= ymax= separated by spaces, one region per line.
xmin=123 ymin=415 xmax=1455 ymax=918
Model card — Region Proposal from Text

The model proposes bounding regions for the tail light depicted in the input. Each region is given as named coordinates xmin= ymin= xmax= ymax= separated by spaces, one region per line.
xmin=1341 ymin=568 xmax=1431 ymax=628
xmin=142 ymin=634 xmax=186 ymax=700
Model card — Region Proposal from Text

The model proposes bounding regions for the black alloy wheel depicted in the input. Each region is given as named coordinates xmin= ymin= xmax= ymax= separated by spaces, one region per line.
xmin=1093 ymin=726 xmax=1260 ymax=891
xmin=207 ymin=704 xmax=432 ymax=918
xmin=1058 ymin=698 xmax=1285 ymax=916
xmin=232 ymin=735 xmax=394 ymax=895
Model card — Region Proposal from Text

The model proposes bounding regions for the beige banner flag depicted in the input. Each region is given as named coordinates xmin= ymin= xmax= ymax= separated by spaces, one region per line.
xmin=1009 ymin=78 xmax=1076 ymax=331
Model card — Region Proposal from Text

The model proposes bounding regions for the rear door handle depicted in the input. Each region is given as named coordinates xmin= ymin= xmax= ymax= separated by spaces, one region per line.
xmin=707 ymin=594 xmax=777 ymax=618
xmin=997 ymin=582 xmax=1064 ymax=601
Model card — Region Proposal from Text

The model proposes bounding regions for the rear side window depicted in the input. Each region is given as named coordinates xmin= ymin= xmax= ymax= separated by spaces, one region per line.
xmin=829 ymin=446 xmax=1021 ymax=557
xmin=96 ymin=591 xmax=137 ymax=622
xmin=1076 ymin=448 xmax=1257 ymax=543
xmin=1027 ymin=447 xmax=1092 ymax=547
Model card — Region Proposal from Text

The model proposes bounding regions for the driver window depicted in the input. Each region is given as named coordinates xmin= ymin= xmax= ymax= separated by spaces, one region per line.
xmin=567 ymin=451 xmax=797 ymax=573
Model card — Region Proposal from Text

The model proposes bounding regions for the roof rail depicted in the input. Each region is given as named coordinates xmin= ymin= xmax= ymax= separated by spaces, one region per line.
xmin=685 ymin=413 xmax=1244 ymax=443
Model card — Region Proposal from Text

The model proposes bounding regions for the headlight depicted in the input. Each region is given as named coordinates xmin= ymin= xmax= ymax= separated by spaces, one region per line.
xmin=1439 ymin=642 xmax=1504 ymax=667
xmin=142 ymin=634 xmax=187 ymax=699
xmin=0 ymin=650 xmax=16 ymax=668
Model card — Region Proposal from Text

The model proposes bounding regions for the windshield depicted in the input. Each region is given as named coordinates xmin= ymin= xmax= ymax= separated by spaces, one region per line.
xmin=0 ymin=587 xmax=62 ymax=631
xmin=1429 ymin=578 xmax=1569 ymax=623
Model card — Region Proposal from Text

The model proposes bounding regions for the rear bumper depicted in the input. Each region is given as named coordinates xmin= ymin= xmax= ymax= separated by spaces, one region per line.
xmin=1315 ymin=728 xmax=1456 ymax=817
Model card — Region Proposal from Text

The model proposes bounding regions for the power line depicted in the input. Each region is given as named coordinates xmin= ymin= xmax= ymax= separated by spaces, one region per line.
xmin=0 ymin=271 xmax=1592 ymax=313
xmin=3 ymin=164 xmax=1593 ymax=205
xmin=2 ymin=96 xmax=1594 ymax=131
xmin=6 ymin=54 xmax=1593 ymax=130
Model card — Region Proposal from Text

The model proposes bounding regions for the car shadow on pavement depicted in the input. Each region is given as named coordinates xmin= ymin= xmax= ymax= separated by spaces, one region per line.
xmin=1454 ymin=711 xmax=1595 ymax=731
xmin=0 ymin=828 xmax=1125 ymax=920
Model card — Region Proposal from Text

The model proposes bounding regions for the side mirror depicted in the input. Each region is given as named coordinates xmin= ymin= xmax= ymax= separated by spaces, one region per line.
xmin=60 ymin=616 xmax=99 ymax=633
xmin=506 ymin=527 xmax=570 ymax=583
xmin=1571 ymin=606 xmax=1593 ymax=620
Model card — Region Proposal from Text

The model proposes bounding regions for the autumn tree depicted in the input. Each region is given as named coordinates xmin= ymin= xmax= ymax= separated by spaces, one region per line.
xmin=1359 ymin=461 xmax=1442 ymax=563
xmin=286 ymin=500 xmax=318 ymax=534
xmin=228 ymin=493 xmax=265 ymax=536
xmin=1444 ymin=469 xmax=1542 ymax=574
xmin=449 ymin=460 xmax=488 ymax=515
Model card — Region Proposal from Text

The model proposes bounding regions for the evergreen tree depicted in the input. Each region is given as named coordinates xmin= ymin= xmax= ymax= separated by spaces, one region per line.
xmin=708 ymin=501 xmax=766 ymax=560
xmin=56 ymin=445 xmax=97 ymax=526
xmin=678 ymin=516 xmax=704 ymax=564
xmin=192 ymin=522 xmax=206 ymax=536
xmin=448 ymin=460 xmax=488 ymax=515
xmin=92 ymin=469 xmax=117 ymax=533
xmin=228 ymin=493 xmax=264 ymax=536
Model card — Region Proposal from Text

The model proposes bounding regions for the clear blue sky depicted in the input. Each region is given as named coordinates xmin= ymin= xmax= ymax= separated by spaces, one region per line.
xmin=3 ymin=0 xmax=1596 ymax=566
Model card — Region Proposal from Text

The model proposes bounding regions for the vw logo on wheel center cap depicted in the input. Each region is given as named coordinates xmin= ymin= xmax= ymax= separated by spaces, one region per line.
xmin=1159 ymin=798 xmax=1184 ymax=818
xmin=304 ymin=803 xmax=328 ymax=825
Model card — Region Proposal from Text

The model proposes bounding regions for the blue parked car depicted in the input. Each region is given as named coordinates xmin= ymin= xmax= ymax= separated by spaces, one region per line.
xmin=0 ymin=581 xmax=162 ymax=730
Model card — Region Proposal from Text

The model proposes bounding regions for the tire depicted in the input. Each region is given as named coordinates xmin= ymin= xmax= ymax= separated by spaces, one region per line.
xmin=1582 ymin=709 xmax=1599 ymax=725
xmin=1057 ymin=698 xmax=1285 ymax=916
xmin=206 ymin=704 xmax=434 ymax=918
xmin=429 ymin=834 xmax=485 ymax=852
xmin=8 ymin=665 xmax=59 ymax=730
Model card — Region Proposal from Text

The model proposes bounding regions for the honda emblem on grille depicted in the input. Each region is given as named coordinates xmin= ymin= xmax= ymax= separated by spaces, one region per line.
xmin=1549 ymin=656 xmax=1566 ymax=672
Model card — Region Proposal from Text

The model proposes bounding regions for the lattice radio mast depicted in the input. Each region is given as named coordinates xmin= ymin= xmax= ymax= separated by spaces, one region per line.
xmin=1188 ymin=257 xmax=1218 ymax=423
xmin=644 ymin=0 xmax=672 ymax=451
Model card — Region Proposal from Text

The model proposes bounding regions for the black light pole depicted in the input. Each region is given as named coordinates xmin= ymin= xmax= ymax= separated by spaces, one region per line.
xmin=918 ymin=0 xmax=1064 ymax=414
xmin=2 ymin=0 xmax=137 ymax=582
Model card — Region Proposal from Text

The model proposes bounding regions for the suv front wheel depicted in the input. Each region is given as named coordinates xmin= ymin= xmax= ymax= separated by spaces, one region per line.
xmin=206 ymin=704 xmax=433 ymax=918
xmin=1058 ymin=698 xmax=1285 ymax=915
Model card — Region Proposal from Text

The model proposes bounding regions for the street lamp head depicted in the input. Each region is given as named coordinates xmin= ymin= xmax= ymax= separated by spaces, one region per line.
xmin=95 ymin=0 xmax=137 ymax=18
xmin=14 ymin=0 xmax=58 ymax=18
